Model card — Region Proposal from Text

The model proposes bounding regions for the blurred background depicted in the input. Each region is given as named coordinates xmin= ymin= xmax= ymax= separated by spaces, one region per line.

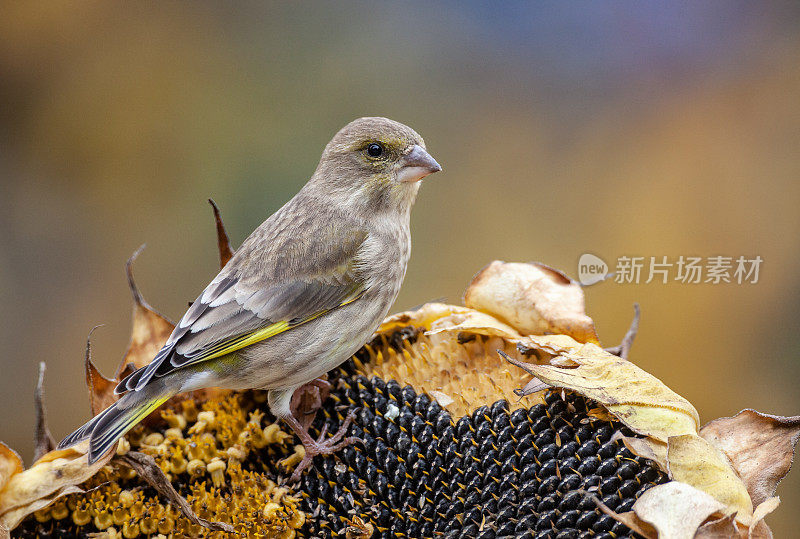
xmin=1 ymin=1 xmax=799 ymax=533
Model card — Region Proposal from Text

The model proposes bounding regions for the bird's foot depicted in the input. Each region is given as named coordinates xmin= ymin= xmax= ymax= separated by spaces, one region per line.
xmin=285 ymin=409 xmax=361 ymax=482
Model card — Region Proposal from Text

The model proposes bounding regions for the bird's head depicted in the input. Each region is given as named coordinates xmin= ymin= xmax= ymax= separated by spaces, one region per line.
xmin=311 ymin=117 xmax=441 ymax=214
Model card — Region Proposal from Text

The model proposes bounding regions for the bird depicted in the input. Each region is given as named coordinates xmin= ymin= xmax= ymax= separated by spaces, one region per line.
xmin=59 ymin=117 xmax=441 ymax=479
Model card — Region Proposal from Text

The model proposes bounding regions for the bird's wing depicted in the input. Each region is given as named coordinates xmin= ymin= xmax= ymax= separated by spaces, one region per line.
xmin=118 ymin=222 xmax=369 ymax=394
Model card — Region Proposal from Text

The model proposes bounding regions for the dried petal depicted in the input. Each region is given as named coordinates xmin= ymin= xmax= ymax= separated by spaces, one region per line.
xmin=428 ymin=390 xmax=454 ymax=407
xmin=208 ymin=198 xmax=234 ymax=269
xmin=632 ymin=481 xmax=726 ymax=539
xmin=700 ymin=409 xmax=800 ymax=507
xmin=116 ymin=246 xmax=175 ymax=377
xmin=464 ymin=260 xmax=598 ymax=343
xmin=118 ymin=451 xmax=234 ymax=533
xmin=33 ymin=363 xmax=55 ymax=462
xmin=514 ymin=376 xmax=548 ymax=397
xmin=667 ymin=434 xmax=754 ymax=523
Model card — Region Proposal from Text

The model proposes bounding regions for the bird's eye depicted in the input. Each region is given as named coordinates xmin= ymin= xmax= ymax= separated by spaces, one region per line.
xmin=367 ymin=143 xmax=384 ymax=157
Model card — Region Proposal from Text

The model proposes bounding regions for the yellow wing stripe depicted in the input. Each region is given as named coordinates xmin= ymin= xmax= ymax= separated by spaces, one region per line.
xmin=196 ymin=288 xmax=365 ymax=362
xmin=199 ymin=320 xmax=291 ymax=361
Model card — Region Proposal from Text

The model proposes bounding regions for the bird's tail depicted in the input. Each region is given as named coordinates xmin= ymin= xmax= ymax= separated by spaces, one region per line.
xmin=58 ymin=383 xmax=175 ymax=464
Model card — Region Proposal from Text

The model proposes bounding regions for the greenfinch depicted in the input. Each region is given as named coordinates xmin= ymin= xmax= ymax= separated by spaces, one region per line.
xmin=59 ymin=117 xmax=441 ymax=478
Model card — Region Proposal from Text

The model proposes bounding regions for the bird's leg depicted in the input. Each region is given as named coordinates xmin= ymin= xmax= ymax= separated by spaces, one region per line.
xmin=283 ymin=409 xmax=360 ymax=482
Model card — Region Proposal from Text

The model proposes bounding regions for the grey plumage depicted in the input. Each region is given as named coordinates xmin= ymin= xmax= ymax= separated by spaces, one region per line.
xmin=59 ymin=117 xmax=441 ymax=466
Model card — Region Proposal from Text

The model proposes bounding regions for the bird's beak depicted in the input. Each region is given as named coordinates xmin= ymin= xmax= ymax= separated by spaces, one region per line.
xmin=397 ymin=145 xmax=442 ymax=183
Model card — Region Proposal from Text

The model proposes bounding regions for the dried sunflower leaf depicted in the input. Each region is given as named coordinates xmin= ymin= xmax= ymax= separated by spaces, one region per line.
xmin=118 ymin=451 xmax=234 ymax=533
xmin=749 ymin=496 xmax=779 ymax=538
xmin=33 ymin=362 xmax=55 ymax=462
xmin=632 ymin=481 xmax=726 ymax=539
xmin=592 ymin=495 xmax=656 ymax=538
xmin=208 ymin=198 xmax=234 ymax=269
xmin=0 ymin=443 xmax=23 ymax=492
xmin=84 ymin=329 xmax=119 ymax=417
xmin=426 ymin=309 xmax=522 ymax=340
xmin=0 ymin=486 xmax=83 ymax=531
xmin=666 ymin=434 xmax=754 ymax=523
xmin=504 ymin=335 xmax=699 ymax=441
xmin=115 ymin=246 xmax=175 ymax=377
xmin=700 ymin=409 xmax=800 ymax=508
xmin=615 ymin=434 xmax=668 ymax=472
xmin=464 ymin=260 xmax=599 ymax=343
xmin=695 ymin=513 xmax=740 ymax=538
xmin=377 ymin=302 xmax=470 ymax=335
xmin=0 ymin=440 xmax=113 ymax=528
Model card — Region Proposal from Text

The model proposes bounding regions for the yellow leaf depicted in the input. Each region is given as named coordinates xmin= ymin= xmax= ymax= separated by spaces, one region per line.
xmin=666 ymin=434 xmax=754 ymax=523
xmin=510 ymin=335 xmax=699 ymax=440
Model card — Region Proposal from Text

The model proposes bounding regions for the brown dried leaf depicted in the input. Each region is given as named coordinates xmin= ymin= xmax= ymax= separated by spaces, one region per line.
xmin=700 ymin=409 xmax=800 ymax=508
xmin=503 ymin=335 xmax=699 ymax=441
xmin=118 ymin=451 xmax=234 ymax=533
xmin=208 ymin=198 xmax=234 ymax=269
xmin=464 ymin=260 xmax=599 ymax=343
xmin=632 ymin=481 xmax=726 ymax=539
xmin=116 ymin=246 xmax=175 ymax=377
xmin=667 ymin=434 xmax=754 ymax=523
xmin=33 ymin=362 xmax=55 ymax=462
xmin=0 ymin=440 xmax=113 ymax=530
xmin=0 ymin=443 xmax=23 ymax=492
xmin=84 ymin=328 xmax=119 ymax=417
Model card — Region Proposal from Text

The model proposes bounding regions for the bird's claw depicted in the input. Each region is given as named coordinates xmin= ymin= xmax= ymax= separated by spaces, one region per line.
xmin=288 ymin=410 xmax=361 ymax=482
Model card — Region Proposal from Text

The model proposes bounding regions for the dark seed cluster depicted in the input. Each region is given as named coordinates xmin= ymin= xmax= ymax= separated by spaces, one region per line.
xmin=292 ymin=370 xmax=667 ymax=539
